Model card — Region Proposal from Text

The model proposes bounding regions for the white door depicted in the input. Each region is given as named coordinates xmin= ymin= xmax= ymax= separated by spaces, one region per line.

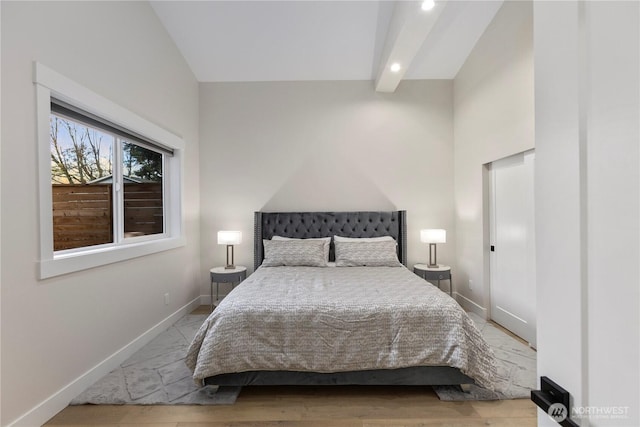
xmin=490 ymin=151 xmax=536 ymax=347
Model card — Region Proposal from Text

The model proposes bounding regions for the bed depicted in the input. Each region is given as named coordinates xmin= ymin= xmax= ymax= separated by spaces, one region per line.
xmin=186 ymin=211 xmax=496 ymax=390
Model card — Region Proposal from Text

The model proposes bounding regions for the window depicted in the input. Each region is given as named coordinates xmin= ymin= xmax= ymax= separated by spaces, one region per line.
xmin=50 ymin=103 xmax=168 ymax=251
xmin=50 ymin=113 xmax=116 ymax=250
xmin=36 ymin=63 xmax=184 ymax=278
xmin=121 ymin=142 xmax=165 ymax=239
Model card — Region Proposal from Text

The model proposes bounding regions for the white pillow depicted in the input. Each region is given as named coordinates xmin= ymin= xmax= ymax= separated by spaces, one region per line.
xmin=334 ymin=240 xmax=402 ymax=267
xmin=271 ymin=236 xmax=331 ymax=264
xmin=333 ymin=235 xmax=395 ymax=243
xmin=262 ymin=239 xmax=327 ymax=267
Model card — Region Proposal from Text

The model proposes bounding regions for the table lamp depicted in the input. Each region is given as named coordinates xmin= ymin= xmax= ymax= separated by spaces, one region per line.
xmin=420 ymin=229 xmax=446 ymax=268
xmin=218 ymin=230 xmax=242 ymax=269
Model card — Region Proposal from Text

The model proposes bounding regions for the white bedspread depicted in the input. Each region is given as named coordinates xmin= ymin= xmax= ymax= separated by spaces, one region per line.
xmin=186 ymin=266 xmax=496 ymax=389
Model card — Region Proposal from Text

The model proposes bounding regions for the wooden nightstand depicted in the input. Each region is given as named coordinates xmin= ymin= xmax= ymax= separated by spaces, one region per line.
xmin=413 ymin=264 xmax=452 ymax=297
xmin=210 ymin=266 xmax=247 ymax=311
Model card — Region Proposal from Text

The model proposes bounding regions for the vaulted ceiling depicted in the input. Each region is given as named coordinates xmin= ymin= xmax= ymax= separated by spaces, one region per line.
xmin=150 ymin=1 xmax=503 ymax=92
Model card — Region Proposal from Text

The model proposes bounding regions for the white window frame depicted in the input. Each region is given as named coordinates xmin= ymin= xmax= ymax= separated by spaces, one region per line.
xmin=34 ymin=62 xmax=185 ymax=279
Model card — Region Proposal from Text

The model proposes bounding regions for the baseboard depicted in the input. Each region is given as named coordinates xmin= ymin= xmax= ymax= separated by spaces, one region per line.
xmin=454 ymin=292 xmax=488 ymax=319
xmin=7 ymin=296 xmax=201 ymax=427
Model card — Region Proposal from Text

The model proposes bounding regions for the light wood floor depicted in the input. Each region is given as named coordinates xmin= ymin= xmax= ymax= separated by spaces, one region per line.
xmin=46 ymin=385 xmax=537 ymax=426
xmin=45 ymin=307 xmax=537 ymax=426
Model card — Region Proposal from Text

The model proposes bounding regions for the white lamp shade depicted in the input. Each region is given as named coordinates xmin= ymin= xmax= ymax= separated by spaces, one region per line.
xmin=420 ymin=229 xmax=446 ymax=244
xmin=217 ymin=230 xmax=242 ymax=245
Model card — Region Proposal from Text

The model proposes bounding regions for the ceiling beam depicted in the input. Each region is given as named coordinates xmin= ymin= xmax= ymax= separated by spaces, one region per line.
xmin=375 ymin=0 xmax=448 ymax=93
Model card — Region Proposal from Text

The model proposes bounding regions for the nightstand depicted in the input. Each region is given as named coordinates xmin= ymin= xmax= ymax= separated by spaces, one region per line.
xmin=210 ymin=266 xmax=247 ymax=311
xmin=413 ymin=264 xmax=452 ymax=297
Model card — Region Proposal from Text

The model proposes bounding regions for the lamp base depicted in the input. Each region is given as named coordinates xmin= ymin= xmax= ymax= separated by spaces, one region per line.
xmin=427 ymin=243 xmax=439 ymax=269
xmin=225 ymin=245 xmax=235 ymax=270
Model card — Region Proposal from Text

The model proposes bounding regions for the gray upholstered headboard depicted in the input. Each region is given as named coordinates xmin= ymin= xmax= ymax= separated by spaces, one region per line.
xmin=254 ymin=211 xmax=407 ymax=270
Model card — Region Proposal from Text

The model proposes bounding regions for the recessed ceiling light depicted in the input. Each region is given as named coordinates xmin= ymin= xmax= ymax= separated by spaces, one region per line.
xmin=421 ymin=0 xmax=436 ymax=11
xmin=390 ymin=63 xmax=401 ymax=73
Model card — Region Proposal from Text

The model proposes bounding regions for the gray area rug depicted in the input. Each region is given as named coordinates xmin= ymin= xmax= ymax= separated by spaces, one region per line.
xmin=71 ymin=313 xmax=241 ymax=405
xmin=72 ymin=311 xmax=534 ymax=405
xmin=433 ymin=312 xmax=537 ymax=401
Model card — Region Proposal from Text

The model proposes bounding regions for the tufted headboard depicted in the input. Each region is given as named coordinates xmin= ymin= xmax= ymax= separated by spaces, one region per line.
xmin=254 ymin=211 xmax=407 ymax=270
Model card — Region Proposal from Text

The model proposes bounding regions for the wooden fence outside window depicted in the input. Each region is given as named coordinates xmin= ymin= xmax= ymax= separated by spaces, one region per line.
xmin=52 ymin=183 xmax=163 ymax=251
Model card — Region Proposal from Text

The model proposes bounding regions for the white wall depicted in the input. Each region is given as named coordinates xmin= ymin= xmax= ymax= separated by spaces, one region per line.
xmin=453 ymin=1 xmax=534 ymax=313
xmin=0 ymin=2 xmax=3 ymax=420
xmin=199 ymin=80 xmax=454 ymax=298
xmin=0 ymin=2 xmax=200 ymax=425
xmin=585 ymin=3 xmax=639 ymax=424
xmin=535 ymin=1 xmax=640 ymax=426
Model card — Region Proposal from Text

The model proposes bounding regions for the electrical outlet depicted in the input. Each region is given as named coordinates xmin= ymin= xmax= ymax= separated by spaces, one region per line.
xmin=468 ymin=279 xmax=473 ymax=290
xmin=164 ymin=293 xmax=169 ymax=305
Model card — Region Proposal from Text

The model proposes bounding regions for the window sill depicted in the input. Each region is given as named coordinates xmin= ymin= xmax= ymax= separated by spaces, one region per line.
xmin=39 ymin=236 xmax=185 ymax=279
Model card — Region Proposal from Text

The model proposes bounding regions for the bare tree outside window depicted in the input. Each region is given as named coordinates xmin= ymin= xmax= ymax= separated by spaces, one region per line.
xmin=50 ymin=115 xmax=113 ymax=184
